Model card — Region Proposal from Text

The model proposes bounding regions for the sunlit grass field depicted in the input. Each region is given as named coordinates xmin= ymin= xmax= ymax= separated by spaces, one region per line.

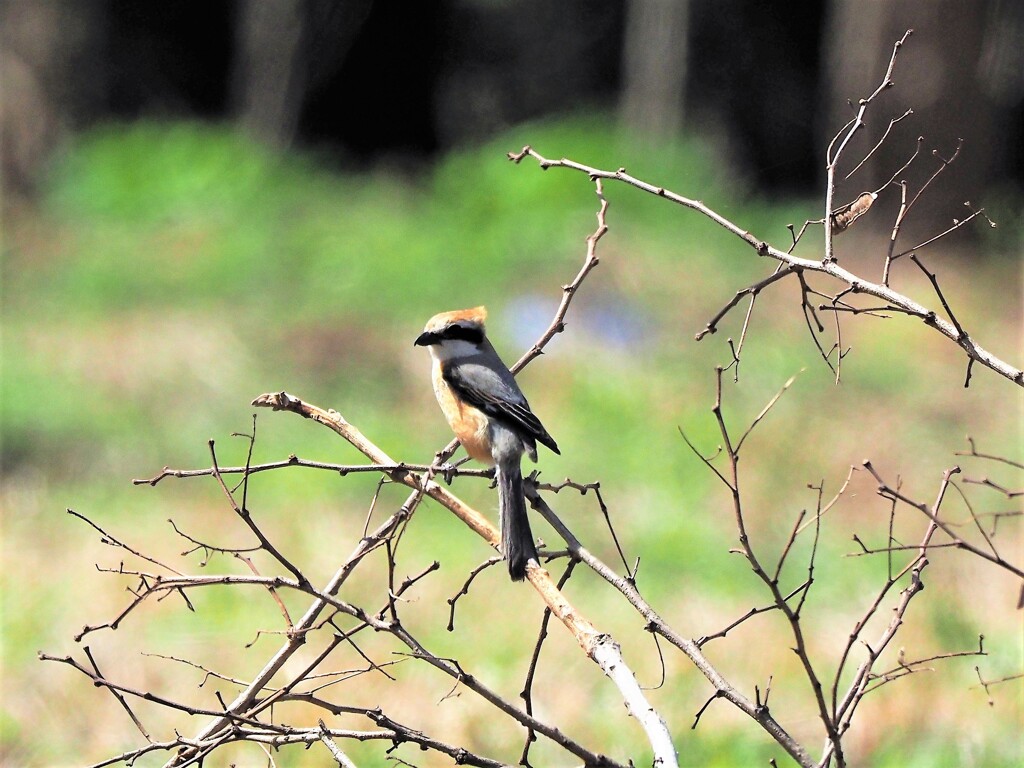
xmin=2 ymin=118 xmax=1021 ymax=766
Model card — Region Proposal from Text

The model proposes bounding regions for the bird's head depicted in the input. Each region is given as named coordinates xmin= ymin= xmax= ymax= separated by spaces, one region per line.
xmin=414 ymin=306 xmax=488 ymax=361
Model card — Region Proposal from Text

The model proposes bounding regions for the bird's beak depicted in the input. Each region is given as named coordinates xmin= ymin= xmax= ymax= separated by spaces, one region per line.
xmin=414 ymin=331 xmax=440 ymax=347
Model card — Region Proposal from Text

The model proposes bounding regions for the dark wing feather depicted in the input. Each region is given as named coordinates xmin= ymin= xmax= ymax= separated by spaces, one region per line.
xmin=443 ymin=360 xmax=560 ymax=455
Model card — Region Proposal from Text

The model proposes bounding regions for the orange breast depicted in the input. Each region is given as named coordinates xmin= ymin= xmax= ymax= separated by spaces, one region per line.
xmin=432 ymin=362 xmax=494 ymax=464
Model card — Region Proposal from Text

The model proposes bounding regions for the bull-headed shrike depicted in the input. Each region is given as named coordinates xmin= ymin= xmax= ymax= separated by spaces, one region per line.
xmin=415 ymin=306 xmax=559 ymax=581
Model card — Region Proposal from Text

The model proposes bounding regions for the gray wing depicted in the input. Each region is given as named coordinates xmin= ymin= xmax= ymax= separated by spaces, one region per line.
xmin=443 ymin=359 xmax=560 ymax=455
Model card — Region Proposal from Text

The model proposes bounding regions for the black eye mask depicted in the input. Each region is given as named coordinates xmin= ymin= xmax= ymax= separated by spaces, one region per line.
xmin=442 ymin=324 xmax=484 ymax=344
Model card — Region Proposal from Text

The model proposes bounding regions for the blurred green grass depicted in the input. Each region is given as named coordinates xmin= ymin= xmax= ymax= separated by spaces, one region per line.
xmin=2 ymin=118 xmax=1021 ymax=766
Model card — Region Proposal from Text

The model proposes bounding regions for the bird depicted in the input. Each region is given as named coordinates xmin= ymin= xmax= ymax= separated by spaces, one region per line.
xmin=414 ymin=306 xmax=559 ymax=581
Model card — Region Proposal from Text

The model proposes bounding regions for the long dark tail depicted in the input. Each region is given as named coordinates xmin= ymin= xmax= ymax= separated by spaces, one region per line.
xmin=497 ymin=463 xmax=538 ymax=581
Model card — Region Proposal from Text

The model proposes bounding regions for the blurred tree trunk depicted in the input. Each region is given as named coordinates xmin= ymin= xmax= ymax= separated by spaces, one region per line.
xmin=231 ymin=0 xmax=309 ymax=148
xmin=821 ymin=0 xmax=1020 ymax=241
xmin=619 ymin=0 xmax=690 ymax=139
xmin=230 ymin=0 xmax=374 ymax=149
xmin=1 ymin=0 xmax=104 ymax=198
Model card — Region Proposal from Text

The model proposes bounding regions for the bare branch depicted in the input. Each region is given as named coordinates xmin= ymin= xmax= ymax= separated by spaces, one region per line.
xmin=824 ymin=30 xmax=914 ymax=263
xmin=509 ymin=145 xmax=1022 ymax=386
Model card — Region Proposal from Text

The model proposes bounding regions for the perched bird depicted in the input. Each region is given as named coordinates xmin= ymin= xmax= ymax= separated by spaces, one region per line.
xmin=414 ymin=306 xmax=559 ymax=580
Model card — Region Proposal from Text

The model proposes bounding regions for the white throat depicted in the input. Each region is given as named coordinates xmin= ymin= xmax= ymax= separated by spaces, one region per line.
xmin=429 ymin=338 xmax=483 ymax=363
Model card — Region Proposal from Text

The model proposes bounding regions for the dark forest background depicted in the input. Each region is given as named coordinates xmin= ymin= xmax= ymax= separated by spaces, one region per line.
xmin=4 ymin=0 xmax=1023 ymax=208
